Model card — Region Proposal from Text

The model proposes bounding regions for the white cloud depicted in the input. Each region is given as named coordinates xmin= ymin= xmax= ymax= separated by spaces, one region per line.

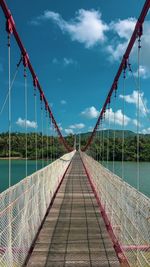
xmin=52 ymin=57 xmax=77 ymax=66
xmin=60 ymin=100 xmax=67 ymax=105
xmin=65 ymin=128 xmax=74 ymax=135
xmin=105 ymin=108 xmax=131 ymax=126
xmin=142 ymin=128 xmax=150 ymax=134
xmin=63 ymin=57 xmax=77 ymax=66
xmin=119 ymin=90 xmax=148 ymax=115
xmin=106 ymin=18 xmax=136 ymax=61
xmin=16 ymin=118 xmax=37 ymax=129
xmin=106 ymin=42 xmax=128 ymax=62
xmin=110 ymin=18 xmax=136 ymax=39
xmin=81 ymin=106 xmax=99 ymax=119
xmin=106 ymin=18 xmax=150 ymax=76
xmin=58 ymin=123 xmax=63 ymax=131
xmin=69 ymin=123 xmax=85 ymax=129
xmin=132 ymin=119 xmax=142 ymax=127
xmin=31 ymin=9 xmax=108 ymax=48
xmin=133 ymin=65 xmax=150 ymax=79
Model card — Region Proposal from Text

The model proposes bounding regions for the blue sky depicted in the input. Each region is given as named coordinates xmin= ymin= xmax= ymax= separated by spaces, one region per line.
xmin=0 ymin=0 xmax=150 ymax=135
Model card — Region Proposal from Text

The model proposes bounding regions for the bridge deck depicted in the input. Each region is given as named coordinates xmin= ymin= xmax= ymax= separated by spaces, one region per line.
xmin=27 ymin=153 xmax=120 ymax=267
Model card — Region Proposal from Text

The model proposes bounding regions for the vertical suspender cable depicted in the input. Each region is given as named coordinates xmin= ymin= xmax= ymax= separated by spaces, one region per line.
xmin=50 ymin=119 xmax=53 ymax=162
xmin=40 ymin=97 xmax=44 ymax=168
xmin=97 ymin=126 xmax=99 ymax=161
xmin=54 ymin=128 xmax=56 ymax=160
xmin=122 ymin=67 xmax=126 ymax=180
xmin=137 ymin=37 xmax=141 ymax=194
xmin=7 ymin=32 xmax=13 ymax=266
xmin=136 ymin=35 xmax=141 ymax=265
xmin=97 ymin=129 xmax=99 ymax=161
xmin=34 ymin=86 xmax=38 ymax=171
xmin=99 ymin=122 xmax=102 ymax=163
xmin=113 ymin=90 xmax=117 ymax=174
xmin=107 ymin=106 xmax=110 ymax=169
xmin=46 ymin=110 xmax=49 ymax=165
xmin=102 ymin=115 xmax=105 ymax=165
xmin=95 ymin=130 xmax=97 ymax=161
xmin=8 ymin=33 xmax=11 ymax=188
xmin=24 ymin=67 xmax=28 ymax=177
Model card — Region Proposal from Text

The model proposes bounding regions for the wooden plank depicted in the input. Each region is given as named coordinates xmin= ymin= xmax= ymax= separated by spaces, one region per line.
xmin=26 ymin=153 xmax=120 ymax=267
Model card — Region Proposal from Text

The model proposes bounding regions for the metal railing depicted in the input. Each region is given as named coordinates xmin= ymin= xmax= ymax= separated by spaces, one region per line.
xmin=81 ymin=152 xmax=150 ymax=267
xmin=0 ymin=151 xmax=75 ymax=267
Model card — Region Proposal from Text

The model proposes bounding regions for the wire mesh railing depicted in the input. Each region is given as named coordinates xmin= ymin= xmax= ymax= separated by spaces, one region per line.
xmin=0 ymin=151 xmax=75 ymax=267
xmin=81 ymin=152 xmax=150 ymax=267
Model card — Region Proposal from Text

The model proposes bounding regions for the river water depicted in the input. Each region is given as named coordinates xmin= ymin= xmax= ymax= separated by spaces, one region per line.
xmin=0 ymin=160 xmax=149 ymax=198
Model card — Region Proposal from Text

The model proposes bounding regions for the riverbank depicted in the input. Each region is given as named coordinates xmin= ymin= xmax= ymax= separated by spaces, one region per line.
xmin=0 ymin=157 xmax=23 ymax=160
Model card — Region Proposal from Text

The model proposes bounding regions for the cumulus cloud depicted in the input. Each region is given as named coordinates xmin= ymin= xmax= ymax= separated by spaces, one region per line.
xmin=31 ymin=9 xmax=108 ymax=48
xmin=106 ymin=42 xmax=128 ymax=62
xmin=133 ymin=65 xmax=150 ymax=79
xmin=69 ymin=123 xmax=85 ymax=129
xmin=65 ymin=128 xmax=74 ymax=135
xmin=110 ymin=18 xmax=136 ymax=39
xmin=142 ymin=128 xmax=150 ymax=134
xmin=58 ymin=123 xmax=63 ymax=131
xmin=105 ymin=108 xmax=131 ymax=126
xmin=16 ymin=118 xmax=37 ymax=129
xmin=81 ymin=106 xmax=99 ymax=119
xmin=106 ymin=18 xmax=136 ymax=61
xmin=106 ymin=18 xmax=150 ymax=77
xmin=60 ymin=100 xmax=67 ymax=105
xmin=119 ymin=90 xmax=148 ymax=115
xmin=132 ymin=119 xmax=142 ymax=127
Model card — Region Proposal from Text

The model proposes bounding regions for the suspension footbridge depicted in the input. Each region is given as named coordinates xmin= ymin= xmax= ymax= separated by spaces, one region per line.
xmin=0 ymin=0 xmax=150 ymax=266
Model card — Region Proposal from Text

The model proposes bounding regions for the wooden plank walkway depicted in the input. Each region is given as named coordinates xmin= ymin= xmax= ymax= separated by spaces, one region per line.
xmin=27 ymin=152 xmax=120 ymax=267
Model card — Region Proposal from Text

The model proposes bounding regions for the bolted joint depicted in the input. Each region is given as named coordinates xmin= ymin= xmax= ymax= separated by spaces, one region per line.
xmin=40 ymin=92 xmax=44 ymax=102
xmin=45 ymin=102 xmax=48 ymax=111
xmin=137 ymin=21 xmax=143 ymax=37
xmin=33 ymin=76 xmax=38 ymax=88
xmin=123 ymin=58 xmax=127 ymax=71
xmin=6 ymin=13 xmax=15 ymax=34
xmin=127 ymin=60 xmax=132 ymax=72
xmin=22 ymin=52 xmax=29 ymax=68
xmin=113 ymin=80 xmax=118 ymax=91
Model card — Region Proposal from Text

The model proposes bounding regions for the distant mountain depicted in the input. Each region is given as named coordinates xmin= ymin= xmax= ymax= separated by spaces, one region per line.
xmin=78 ymin=130 xmax=148 ymax=139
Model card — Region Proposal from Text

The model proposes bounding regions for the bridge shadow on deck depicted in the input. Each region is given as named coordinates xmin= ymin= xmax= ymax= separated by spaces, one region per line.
xmin=27 ymin=153 xmax=120 ymax=267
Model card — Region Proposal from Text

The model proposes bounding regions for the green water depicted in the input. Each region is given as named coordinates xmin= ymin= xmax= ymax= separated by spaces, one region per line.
xmin=0 ymin=160 xmax=150 ymax=198
xmin=102 ymin=161 xmax=150 ymax=198
xmin=0 ymin=159 xmax=51 ymax=193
